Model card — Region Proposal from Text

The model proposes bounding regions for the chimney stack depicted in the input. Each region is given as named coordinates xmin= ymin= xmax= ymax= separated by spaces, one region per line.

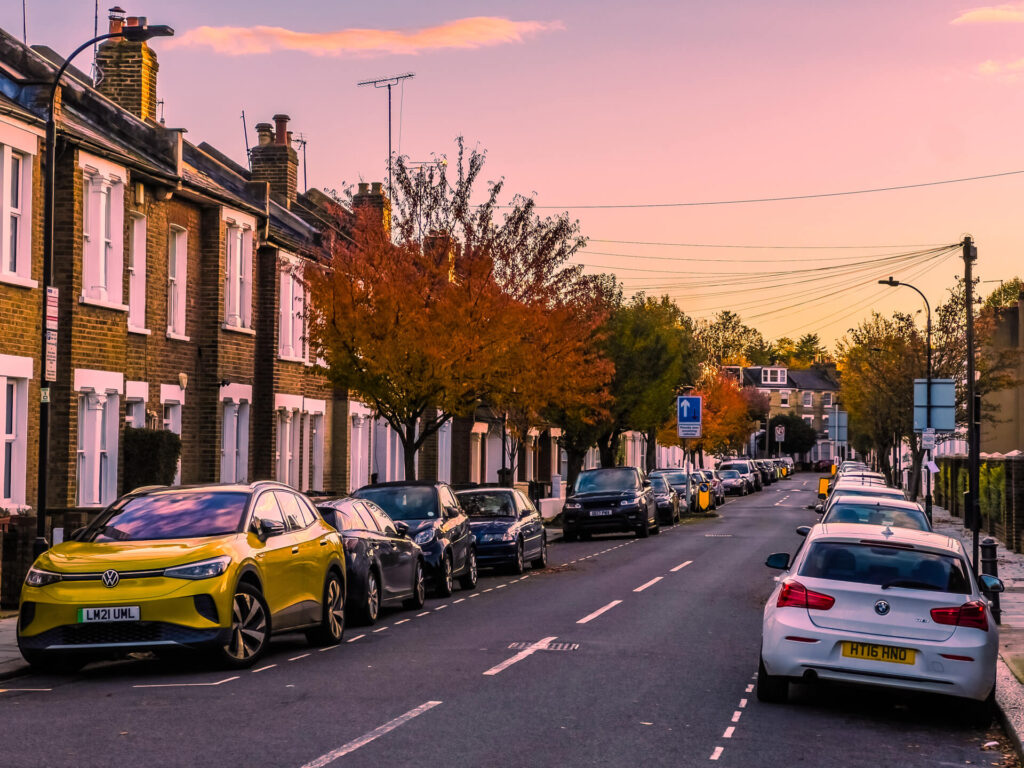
xmin=353 ymin=181 xmax=390 ymax=235
xmin=249 ymin=113 xmax=298 ymax=207
xmin=95 ymin=7 xmax=161 ymax=122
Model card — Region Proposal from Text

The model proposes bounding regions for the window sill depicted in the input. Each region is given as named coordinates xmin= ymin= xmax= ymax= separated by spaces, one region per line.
xmin=278 ymin=354 xmax=307 ymax=364
xmin=221 ymin=323 xmax=256 ymax=336
xmin=0 ymin=273 xmax=38 ymax=290
xmin=166 ymin=331 xmax=191 ymax=342
xmin=79 ymin=295 xmax=128 ymax=312
xmin=128 ymin=326 xmax=151 ymax=336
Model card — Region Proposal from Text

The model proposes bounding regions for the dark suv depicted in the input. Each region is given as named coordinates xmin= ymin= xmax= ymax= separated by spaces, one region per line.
xmin=562 ymin=467 xmax=658 ymax=540
xmin=352 ymin=482 xmax=477 ymax=597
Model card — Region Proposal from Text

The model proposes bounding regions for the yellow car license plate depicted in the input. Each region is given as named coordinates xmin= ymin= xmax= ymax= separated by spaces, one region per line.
xmin=841 ymin=641 xmax=915 ymax=665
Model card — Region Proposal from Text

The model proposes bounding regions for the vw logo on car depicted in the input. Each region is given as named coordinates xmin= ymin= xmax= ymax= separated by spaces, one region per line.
xmin=101 ymin=569 xmax=120 ymax=588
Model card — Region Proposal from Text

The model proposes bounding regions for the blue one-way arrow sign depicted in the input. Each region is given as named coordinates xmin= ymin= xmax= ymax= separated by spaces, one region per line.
xmin=677 ymin=395 xmax=702 ymax=439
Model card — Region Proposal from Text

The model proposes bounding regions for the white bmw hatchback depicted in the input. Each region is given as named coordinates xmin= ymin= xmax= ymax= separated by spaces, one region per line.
xmin=759 ymin=524 xmax=1003 ymax=719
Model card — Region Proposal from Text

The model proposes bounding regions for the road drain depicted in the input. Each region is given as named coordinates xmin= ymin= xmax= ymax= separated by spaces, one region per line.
xmin=507 ymin=641 xmax=579 ymax=651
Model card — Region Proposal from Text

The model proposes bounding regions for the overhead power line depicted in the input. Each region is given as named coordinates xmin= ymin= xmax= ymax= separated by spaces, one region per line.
xmin=527 ymin=170 xmax=1024 ymax=210
xmin=587 ymin=239 xmax=946 ymax=250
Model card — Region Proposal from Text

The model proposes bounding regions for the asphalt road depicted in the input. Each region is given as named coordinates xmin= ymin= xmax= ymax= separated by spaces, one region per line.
xmin=0 ymin=475 xmax=1012 ymax=767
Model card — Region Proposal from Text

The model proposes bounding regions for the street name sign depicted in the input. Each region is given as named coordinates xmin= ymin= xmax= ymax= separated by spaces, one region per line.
xmin=677 ymin=395 xmax=702 ymax=438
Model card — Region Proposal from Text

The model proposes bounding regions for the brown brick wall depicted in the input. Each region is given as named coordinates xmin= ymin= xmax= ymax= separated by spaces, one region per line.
xmin=95 ymin=39 xmax=159 ymax=122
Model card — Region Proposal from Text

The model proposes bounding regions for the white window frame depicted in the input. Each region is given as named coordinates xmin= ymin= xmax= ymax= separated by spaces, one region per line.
xmin=278 ymin=259 xmax=308 ymax=362
xmin=79 ymin=153 xmax=126 ymax=309
xmin=125 ymin=381 xmax=148 ymax=428
xmin=223 ymin=210 xmax=255 ymax=332
xmin=0 ymin=354 xmax=32 ymax=511
xmin=779 ymin=391 xmax=790 ymax=407
xmin=220 ymin=383 xmax=252 ymax=484
xmin=160 ymin=384 xmax=184 ymax=485
xmin=274 ymin=394 xmax=324 ymax=491
xmin=167 ymin=226 xmax=188 ymax=340
xmin=822 ymin=392 xmax=833 ymax=408
xmin=0 ymin=120 xmax=38 ymax=289
xmin=74 ymin=368 xmax=123 ymax=507
xmin=127 ymin=213 xmax=148 ymax=332
xmin=803 ymin=391 xmax=813 ymax=408
xmin=802 ymin=415 xmax=814 ymax=427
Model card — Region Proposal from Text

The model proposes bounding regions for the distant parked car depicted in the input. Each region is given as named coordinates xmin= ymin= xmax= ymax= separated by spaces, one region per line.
xmin=718 ymin=469 xmax=750 ymax=496
xmin=562 ymin=467 xmax=658 ymax=540
xmin=650 ymin=475 xmax=680 ymax=524
xmin=352 ymin=482 xmax=477 ymax=597
xmin=456 ymin=488 xmax=547 ymax=573
xmin=316 ymin=497 xmax=426 ymax=624
xmin=719 ymin=459 xmax=761 ymax=492
xmin=699 ymin=469 xmax=726 ymax=507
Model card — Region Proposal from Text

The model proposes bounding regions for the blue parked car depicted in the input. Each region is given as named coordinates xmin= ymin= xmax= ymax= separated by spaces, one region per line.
xmin=455 ymin=488 xmax=548 ymax=574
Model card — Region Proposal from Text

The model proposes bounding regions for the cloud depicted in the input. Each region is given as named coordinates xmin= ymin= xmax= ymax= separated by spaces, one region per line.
xmin=169 ymin=16 xmax=563 ymax=57
xmin=952 ymin=2 xmax=1024 ymax=24
xmin=975 ymin=56 xmax=1024 ymax=78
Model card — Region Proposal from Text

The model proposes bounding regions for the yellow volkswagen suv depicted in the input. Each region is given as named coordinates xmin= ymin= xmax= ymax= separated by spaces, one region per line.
xmin=18 ymin=482 xmax=346 ymax=672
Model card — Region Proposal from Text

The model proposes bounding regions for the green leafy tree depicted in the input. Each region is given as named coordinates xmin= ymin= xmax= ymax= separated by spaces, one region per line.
xmin=768 ymin=412 xmax=818 ymax=456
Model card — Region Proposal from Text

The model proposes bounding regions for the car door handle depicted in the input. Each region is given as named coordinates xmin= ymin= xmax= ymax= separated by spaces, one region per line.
xmin=291 ymin=546 xmax=300 ymax=554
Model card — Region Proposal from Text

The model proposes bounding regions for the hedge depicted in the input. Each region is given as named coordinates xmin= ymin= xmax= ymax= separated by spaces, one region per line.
xmin=121 ymin=428 xmax=182 ymax=494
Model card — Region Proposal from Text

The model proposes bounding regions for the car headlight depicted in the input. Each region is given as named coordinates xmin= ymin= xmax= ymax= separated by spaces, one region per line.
xmin=25 ymin=567 xmax=62 ymax=587
xmin=414 ymin=529 xmax=436 ymax=546
xmin=619 ymin=497 xmax=641 ymax=507
xmin=164 ymin=556 xmax=232 ymax=581
xmin=564 ymin=502 xmax=582 ymax=510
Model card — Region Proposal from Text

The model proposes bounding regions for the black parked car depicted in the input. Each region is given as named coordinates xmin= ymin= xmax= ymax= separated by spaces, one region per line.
xmin=316 ymin=497 xmax=426 ymax=624
xmin=562 ymin=467 xmax=658 ymax=540
xmin=352 ymin=482 xmax=477 ymax=597
xmin=718 ymin=468 xmax=750 ymax=496
xmin=650 ymin=475 xmax=680 ymax=525
xmin=455 ymin=488 xmax=547 ymax=573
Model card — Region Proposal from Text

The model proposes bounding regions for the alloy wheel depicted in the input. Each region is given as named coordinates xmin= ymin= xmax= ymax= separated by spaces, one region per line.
xmin=326 ymin=578 xmax=344 ymax=639
xmin=226 ymin=591 xmax=267 ymax=661
xmin=366 ymin=572 xmax=380 ymax=622
xmin=444 ymin=556 xmax=453 ymax=593
xmin=414 ymin=563 xmax=425 ymax=603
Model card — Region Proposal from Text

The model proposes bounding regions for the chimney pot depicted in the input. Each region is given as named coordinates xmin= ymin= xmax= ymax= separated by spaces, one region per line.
xmin=273 ymin=114 xmax=290 ymax=145
xmin=108 ymin=6 xmax=125 ymax=35
xmin=254 ymin=122 xmax=273 ymax=146
xmin=126 ymin=16 xmax=139 ymax=27
xmin=371 ymin=182 xmax=382 ymax=195
xmin=357 ymin=183 xmax=370 ymax=194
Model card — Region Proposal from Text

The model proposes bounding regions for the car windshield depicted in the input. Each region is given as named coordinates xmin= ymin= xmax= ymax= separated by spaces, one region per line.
xmin=656 ymin=471 xmax=687 ymax=485
xmin=575 ymin=468 xmax=639 ymax=493
xmin=823 ymin=503 xmax=930 ymax=531
xmin=650 ymin=476 xmax=669 ymax=492
xmin=720 ymin=470 xmax=740 ymax=479
xmin=355 ymin=486 xmax=436 ymax=521
xmin=800 ymin=541 xmax=970 ymax=593
xmin=81 ymin=491 xmax=249 ymax=542
xmin=457 ymin=491 xmax=516 ymax=517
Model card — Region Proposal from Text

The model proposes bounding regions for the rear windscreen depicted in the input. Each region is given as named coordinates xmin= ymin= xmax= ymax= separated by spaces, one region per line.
xmin=823 ymin=504 xmax=930 ymax=531
xmin=800 ymin=541 xmax=970 ymax=594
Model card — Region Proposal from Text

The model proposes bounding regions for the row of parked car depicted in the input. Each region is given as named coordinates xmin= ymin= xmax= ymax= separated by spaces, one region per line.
xmin=16 ymin=479 xmax=550 ymax=673
xmin=758 ymin=460 xmax=1004 ymax=724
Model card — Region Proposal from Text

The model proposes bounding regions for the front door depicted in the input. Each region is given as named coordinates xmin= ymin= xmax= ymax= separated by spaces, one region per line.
xmin=249 ymin=492 xmax=301 ymax=625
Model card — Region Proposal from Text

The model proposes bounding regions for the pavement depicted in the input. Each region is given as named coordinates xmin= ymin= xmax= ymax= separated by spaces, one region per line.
xmin=0 ymin=478 xmax=1016 ymax=767
xmin=931 ymin=504 xmax=1024 ymax=759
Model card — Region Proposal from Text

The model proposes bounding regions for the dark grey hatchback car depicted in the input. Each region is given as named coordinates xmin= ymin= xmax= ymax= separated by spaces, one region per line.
xmin=561 ymin=467 xmax=659 ymax=540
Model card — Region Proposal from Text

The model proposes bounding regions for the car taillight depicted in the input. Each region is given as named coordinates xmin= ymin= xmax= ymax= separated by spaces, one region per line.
xmin=930 ymin=600 xmax=989 ymax=631
xmin=776 ymin=580 xmax=835 ymax=610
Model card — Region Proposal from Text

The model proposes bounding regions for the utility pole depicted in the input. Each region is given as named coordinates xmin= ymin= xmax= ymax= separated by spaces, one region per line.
xmin=357 ymin=73 xmax=415 ymax=199
xmin=963 ymin=235 xmax=981 ymax=572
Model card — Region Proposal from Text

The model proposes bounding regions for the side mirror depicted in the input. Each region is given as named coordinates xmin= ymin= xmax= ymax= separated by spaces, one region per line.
xmin=814 ymin=504 xmax=824 ymax=514
xmin=393 ymin=520 xmax=409 ymax=537
xmin=765 ymin=552 xmax=790 ymax=570
xmin=445 ymin=506 xmax=460 ymax=519
xmin=795 ymin=526 xmax=811 ymax=537
xmin=979 ymin=573 xmax=1005 ymax=594
xmin=642 ymin=479 xmax=651 ymax=488
xmin=257 ymin=517 xmax=287 ymax=540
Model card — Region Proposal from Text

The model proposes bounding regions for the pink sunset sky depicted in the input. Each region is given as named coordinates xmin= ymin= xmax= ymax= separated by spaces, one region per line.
xmin=6 ymin=0 xmax=1024 ymax=345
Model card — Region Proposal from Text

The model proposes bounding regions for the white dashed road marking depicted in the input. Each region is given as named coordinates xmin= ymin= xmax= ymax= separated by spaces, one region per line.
xmin=634 ymin=577 xmax=663 ymax=593
xmin=252 ymin=664 xmax=277 ymax=672
xmin=710 ymin=746 xmax=724 ymax=761
xmin=289 ymin=653 xmax=311 ymax=661
xmin=300 ymin=700 xmax=443 ymax=767
xmin=346 ymin=634 xmax=366 ymax=643
xmin=483 ymin=636 xmax=559 ymax=676
xmin=731 ymin=711 xmax=741 ymax=723
xmin=134 ymin=676 xmax=239 ymax=689
xmin=577 ymin=600 xmax=622 ymax=624
xmin=671 ymin=560 xmax=693 ymax=572
xmin=723 ymin=727 xmax=734 ymax=738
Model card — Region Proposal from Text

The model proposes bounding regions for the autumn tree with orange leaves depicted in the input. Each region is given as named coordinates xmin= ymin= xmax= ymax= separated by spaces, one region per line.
xmin=308 ymin=140 xmax=610 ymax=480
xmin=658 ymin=370 xmax=758 ymax=463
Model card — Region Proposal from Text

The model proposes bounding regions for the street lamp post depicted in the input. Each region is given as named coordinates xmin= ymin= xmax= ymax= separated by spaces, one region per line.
xmin=35 ymin=19 xmax=173 ymax=552
xmin=879 ymin=277 xmax=932 ymax=522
